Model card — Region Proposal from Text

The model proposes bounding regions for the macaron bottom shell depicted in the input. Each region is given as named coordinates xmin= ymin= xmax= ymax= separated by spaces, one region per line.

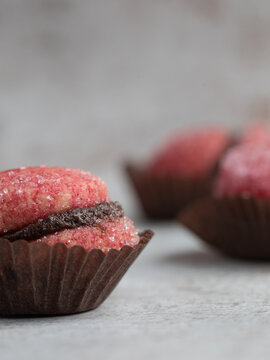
xmin=37 ymin=216 xmax=140 ymax=253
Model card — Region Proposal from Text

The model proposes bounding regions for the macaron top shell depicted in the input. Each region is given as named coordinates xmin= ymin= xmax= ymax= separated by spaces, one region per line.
xmin=214 ymin=144 xmax=270 ymax=199
xmin=146 ymin=128 xmax=230 ymax=177
xmin=0 ymin=166 xmax=109 ymax=234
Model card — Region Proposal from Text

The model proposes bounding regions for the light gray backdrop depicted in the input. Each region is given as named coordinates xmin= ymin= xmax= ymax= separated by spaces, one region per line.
xmin=0 ymin=0 xmax=270 ymax=213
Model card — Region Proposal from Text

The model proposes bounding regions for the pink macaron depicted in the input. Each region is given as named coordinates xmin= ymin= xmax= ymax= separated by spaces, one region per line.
xmin=127 ymin=127 xmax=232 ymax=219
xmin=0 ymin=166 xmax=153 ymax=315
xmin=180 ymin=143 xmax=270 ymax=260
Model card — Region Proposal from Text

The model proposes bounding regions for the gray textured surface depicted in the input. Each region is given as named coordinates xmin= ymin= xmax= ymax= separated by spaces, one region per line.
xmin=2 ymin=223 xmax=270 ymax=360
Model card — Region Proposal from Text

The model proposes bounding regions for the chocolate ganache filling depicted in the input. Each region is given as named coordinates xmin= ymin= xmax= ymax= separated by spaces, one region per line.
xmin=1 ymin=201 xmax=124 ymax=242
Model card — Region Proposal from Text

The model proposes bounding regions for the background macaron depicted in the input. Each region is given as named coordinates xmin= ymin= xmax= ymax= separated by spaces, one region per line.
xmin=214 ymin=143 xmax=270 ymax=199
xmin=179 ymin=143 xmax=270 ymax=260
xmin=126 ymin=127 xmax=232 ymax=219
xmin=146 ymin=127 xmax=231 ymax=177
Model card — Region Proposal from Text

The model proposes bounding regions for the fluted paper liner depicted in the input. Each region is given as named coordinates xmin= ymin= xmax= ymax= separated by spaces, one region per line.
xmin=0 ymin=230 xmax=153 ymax=316
xmin=126 ymin=164 xmax=214 ymax=219
xmin=179 ymin=196 xmax=270 ymax=260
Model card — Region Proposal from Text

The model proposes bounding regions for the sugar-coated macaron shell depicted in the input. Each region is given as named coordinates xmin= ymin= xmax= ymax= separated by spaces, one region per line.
xmin=214 ymin=144 xmax=270 ymax=199
xmin=147 ymin=128 xmax=230 ymax=177
xmin=0 ymin=166 xmax=109 ymax=234
xmin=37 ymin=216 xmax=139 ymax=253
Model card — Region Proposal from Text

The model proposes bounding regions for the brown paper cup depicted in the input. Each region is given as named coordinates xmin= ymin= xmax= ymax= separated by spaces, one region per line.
xmin=0 ymin=230 xmax=153 ymax=316
xmin=179 ymin=196 xmax=270 ymax=260
xmin=126 ymin=164 xmax=215 ymax=219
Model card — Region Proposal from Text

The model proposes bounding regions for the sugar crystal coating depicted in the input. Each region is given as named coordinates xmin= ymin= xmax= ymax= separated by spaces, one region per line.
xmin=146 ymin=128 xmax=230 ymax=177
xmin=37 ymin=216 xmax=140 ymax=253
xmin=215 ymin=144 xmax=270 ymax=198
xmin=0 ymin=166 xmax=109 ymax=234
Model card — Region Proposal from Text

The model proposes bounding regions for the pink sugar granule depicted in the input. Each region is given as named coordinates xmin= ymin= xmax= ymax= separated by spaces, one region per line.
xmin=38 ymin=216 xmax=140 ymax=253
xmin=146 ymin=128 xmax=230 ymax=177
xmin=215 ymin=144 xmax=270 ymax=199
xmin=241 ymin=123 xmax=270 ymax=146
xmin=0 ymin=166 xmax=109 ymax=234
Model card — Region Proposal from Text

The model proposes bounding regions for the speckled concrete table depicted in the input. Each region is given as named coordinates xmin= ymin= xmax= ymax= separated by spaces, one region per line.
xmin=2 ymin=222 xmax=270 ymax=360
